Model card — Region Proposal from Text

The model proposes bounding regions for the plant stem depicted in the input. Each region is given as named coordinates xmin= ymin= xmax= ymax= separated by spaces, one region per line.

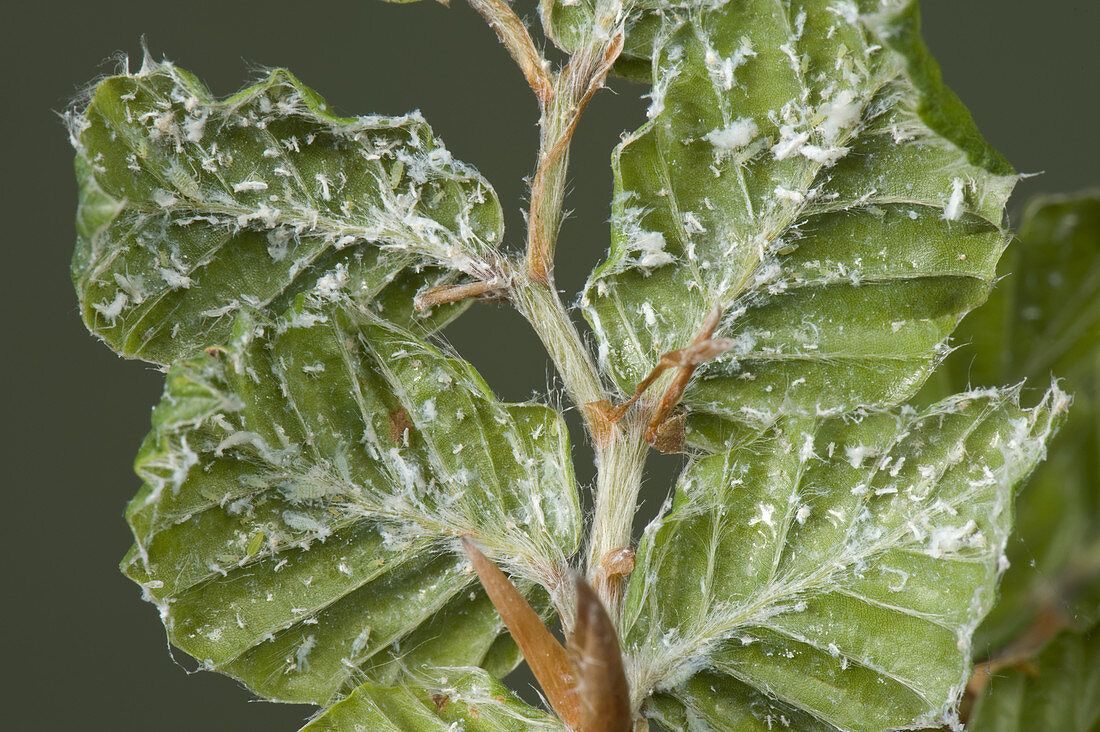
xmin=526 ymin=3 xmax=625 ymax=282
xmin=513 ymin=276 xmax=651 ymax=618
xmin=587 ymin=412 xmax=650 ymax=616
xmin=490 ymin=1 xmax=647 ymax=617
xmin=512 ymin=278 xmax=606 ymax=415
xmin=466 ymin=0 xmax=554 ymax=103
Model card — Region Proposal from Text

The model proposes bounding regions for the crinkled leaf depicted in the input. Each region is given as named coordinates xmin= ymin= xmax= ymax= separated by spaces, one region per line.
xmin=968 ymin=628 xmax=1100 ymax=732
xmin=582 ymin=0 xmax=1015 ymax=433
xmin=121 ymin=294 xmax=580 ymax=705
xmin=70 ymin=59 xmax=502 ymax=364
xmin=928 ymin=193 xmax=1100 ymax=652
xmin=622 ymin=388 xmax=1066 ymax=732
xmin=301 ymin=667 xmax=563 ymax=731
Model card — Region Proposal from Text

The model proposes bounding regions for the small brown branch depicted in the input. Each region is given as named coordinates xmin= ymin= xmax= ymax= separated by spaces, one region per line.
xmin=467 ymin=0 xmax=554 ymax=103
xmin=603 ymin=305 xmax=731 ymax=442
xmin=413 ymin=278 xmax=508 ymax=312
xmin=607 ymin=362 xmax=672 ymax=423
xmin=609 ymin=337 xmax=733 ymax=423
xmin=570 ymin=576 xmax=633 ymax=732
xmin=645 ymin=306 xmax=730 ymax=444
xmin=461 ymin=538 xmax=581 ymax=728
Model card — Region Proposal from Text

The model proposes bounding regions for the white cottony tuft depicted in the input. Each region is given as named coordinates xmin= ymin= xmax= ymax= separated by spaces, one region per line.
xmin=945 ymin=178 xmax=967 ymax=221
xmin=632 ymin=231 xmax=676 ymax=270
xmin=706 ymin=118 xmax=759 ymax=150
xmin=819 ymin=89 xmax=862 ymax=142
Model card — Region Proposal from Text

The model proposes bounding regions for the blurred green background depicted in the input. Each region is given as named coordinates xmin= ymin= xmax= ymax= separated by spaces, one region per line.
xmin=4 ymin=1 xmax=1098 ymax=729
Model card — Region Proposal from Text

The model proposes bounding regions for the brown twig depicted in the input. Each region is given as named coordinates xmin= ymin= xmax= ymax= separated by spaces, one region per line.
xmin=609 ymin=337 xmax=734 ymax=423
xmin=602 ymin=305 xmax=731 ymax=443
xmin=570 ymin=575 xmax=633 ymax=732
xmin=461 ymin=538 xmax=581 ymax=728
xmin=467 ymin=0 xmax=554 ymax=103
xmin=644 ymin=306 xmax=729 ymax=443
xmin=413 ymin=278 xmax=508 ymax=311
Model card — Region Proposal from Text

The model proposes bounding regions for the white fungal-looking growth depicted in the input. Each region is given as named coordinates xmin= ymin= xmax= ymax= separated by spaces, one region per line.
xmin=845 ymin=443 xmax=878 ymax=468
xmin=632 ymin=230 xmax=676 ymax=270
xmin=829 ymin=1 xmax=860 ymax=25
xmin=945 ymin=177 xmax=967 ymax=221
xmin=818 ymin=89 xmax=862 ymax=143
xmin=705 ymin=117 xmax=759 ymax=151
xmin=926 ymin=519 xmax=981 ymax=558
xmin=771 ymin=124 xmax=810 ymax=160
xmin=314 ymin=262 xmax=348 ymax=301
xmin=704 ymin=37 xmax=757 ymax=91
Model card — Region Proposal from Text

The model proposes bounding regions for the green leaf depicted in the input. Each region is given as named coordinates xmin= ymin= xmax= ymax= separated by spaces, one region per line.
xmin=70 ymin=59 xmax=502 ymax=364
xmin=968 ymin=628 xmax=1100 ymax=732
xmin=120 ymin=294 xmax=580 ymax=705
xmin=581 ymin=0 xmax=1016 ymax=432
xmin=621 ymin=387 xmax=1066 ymax=731
xmin=301 ymin=667 xmax=563 ymax=731
xmin=929 ymin=192 xmax=1100 ymax=653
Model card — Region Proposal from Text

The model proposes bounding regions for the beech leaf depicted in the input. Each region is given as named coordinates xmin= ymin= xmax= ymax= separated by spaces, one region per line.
xmin=581 ymin=0 xmax=1016 ymax=432
xmin=69 ymin=59 xmax=502 ymax=364
xmin=622 ymin=387 xmax=1066 ymax=731
xmin=121 ymin=293 xmax=580 ymax=705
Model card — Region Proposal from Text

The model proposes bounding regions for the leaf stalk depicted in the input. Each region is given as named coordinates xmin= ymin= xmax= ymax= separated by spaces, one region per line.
xmin=466 ymin=0 xmax=554 ymax=102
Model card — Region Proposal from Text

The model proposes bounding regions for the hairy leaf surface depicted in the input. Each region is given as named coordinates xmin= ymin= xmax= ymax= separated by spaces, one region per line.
xmin=968 ymin=628 xmax=1100 ymax=732
xmin=623 ymin=388 xmax=1066 ymax=731
xmin=70 ymin=60 xmax=502 ymax=364
xmin=301 ymin=667 xmax=563 ymax=731
xmin=582 ymin=0 xmax=1015 ymax=431
xmin=929 ymin=193 xmax=1100 ymax=653
xmin=121 ymin=295 xmax=580 ymax=705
